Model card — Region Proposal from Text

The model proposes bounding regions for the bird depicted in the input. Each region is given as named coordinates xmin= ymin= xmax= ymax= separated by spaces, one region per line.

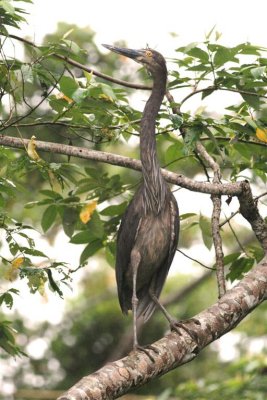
xmin=103 ymin=44 xmax=180 ymax=351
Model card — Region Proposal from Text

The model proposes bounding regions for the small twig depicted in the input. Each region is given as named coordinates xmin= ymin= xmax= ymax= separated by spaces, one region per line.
xmin=200 ymin=136 xmax=267 ymax=149
xmin=219 ymin=210 xmax=239 ymax=228
xmin=177 ymin=249 xmax=215 ymax=270
xmin=0 ymin=68 xmax=64 ymax=132
xmin=179 ymin=85 xmax=267 ymax=109
xmin=225 ymin=213 xmax=248 ymax=255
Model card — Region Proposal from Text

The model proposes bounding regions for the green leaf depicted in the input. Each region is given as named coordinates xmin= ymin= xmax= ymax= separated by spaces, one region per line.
xmin=250 ymin=66 xmax=266 ymax=79
xmin=41 ymin=205 xmax=57 ymax=232
xmin=165 ymin=142 xmax=183 ymax=164
xmin=0 ymin=292 xmax=13 ymax=309
xmin=180 ymin=213 xmax=197 ymax=221
xmin=239 ymin=91 xmax=261 ymax=110
xmin=183 ymin=126 xmax=201 ymax=155
xmin=187 ymin=47 xmax=209 ymax=63
xmin=70 ymin=230 xmax=96 ymax=244
xmin=199 ymin=215 xmax=213 ymax=250
xmin=80 ymin=239 xmax=102 ymax=264
xmin=100 ymin=83 xmax=117 ymax=100
xmin=59 ymin=76 xmax=79 ymax=98
xmin=100 ymin=202 xmax=127 ymax=216
xmin=201 ymin=88 xmax=215 ymax=99
xmin=105 ymin=242 xmax=115 ymax=267
xmin=171 ymin=114 xmax=183 ymax=129
xmin=223 ymin=252 xmax=241 ymax=266
xmin=87 ymin=211 xmax=105 ymax=239
xmin=0 ymin=0 xmax=15 ymax=14
xmin=62 ymin=207 xmax=79 ymax=238
xmin=213 ymin=47 xmax=238 ymax=67
xmin=40 ymin=190 xmax=63 ymax=199
xmin=233 ymin=143 xmax=253 ymax=160
xmin=226 ymin=256 xmax=254 ymax=282
xmin=20 ymin=247 xmax=48 ymax=258
xmin=45 ymin=269 xmax=63 ymax=298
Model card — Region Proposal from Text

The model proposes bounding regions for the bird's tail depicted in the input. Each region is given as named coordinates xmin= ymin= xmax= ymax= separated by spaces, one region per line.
xmin=137 ymin=294 xmax=157 ymax=323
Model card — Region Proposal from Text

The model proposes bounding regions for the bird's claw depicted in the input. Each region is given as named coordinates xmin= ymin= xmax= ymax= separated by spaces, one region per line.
xmin=169 ymin=318 xmax=200 ymax=343
xmin=133 ymin=344 xmax=159 ymax=362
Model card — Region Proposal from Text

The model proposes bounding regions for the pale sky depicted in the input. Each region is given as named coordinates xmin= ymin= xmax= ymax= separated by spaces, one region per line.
xmin=22 ymin=0 xmax=266 ymax=51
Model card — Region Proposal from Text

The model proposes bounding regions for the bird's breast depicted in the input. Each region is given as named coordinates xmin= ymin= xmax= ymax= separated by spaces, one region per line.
xmin=126 ymin=206 xmax=172 ymax=291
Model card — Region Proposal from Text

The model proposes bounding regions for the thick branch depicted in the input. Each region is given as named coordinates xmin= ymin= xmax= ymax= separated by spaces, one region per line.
xmin=108 ymin=270 xmax=213 ymax=361
xmin=0 ymin=135 xmax=243 ymax=196
xmin=57 ymin=257 xmax=267 ymax=400
xmin=238 ymin=181 xmax=267 ymax=253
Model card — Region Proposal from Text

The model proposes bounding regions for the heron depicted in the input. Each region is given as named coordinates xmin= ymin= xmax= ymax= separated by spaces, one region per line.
xmin=103 ymin=44 xmax=181 ymax=352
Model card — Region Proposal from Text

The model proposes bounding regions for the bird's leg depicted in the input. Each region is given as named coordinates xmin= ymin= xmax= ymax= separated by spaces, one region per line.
xmin=130 ymin=252 xmax=158 ymax=362
xmin=149 ymin=292 xmax=200 ymax=343
xmin=131 ymin=253 xmax=139 ymax=350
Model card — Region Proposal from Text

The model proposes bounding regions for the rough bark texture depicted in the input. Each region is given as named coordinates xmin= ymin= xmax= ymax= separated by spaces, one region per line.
xmin=238 ymin=181 xmax=267 ymax=253
xmin=0 ymin=135 xmax=242 ymax=196
xmin=57 ymin=257 xmax=267 ymax=400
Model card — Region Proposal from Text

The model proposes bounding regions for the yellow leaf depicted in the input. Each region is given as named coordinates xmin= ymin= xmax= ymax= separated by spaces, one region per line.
xmin=12 ymin=257 xmax=24 ymax=269
xmin=5 ymin=257 xmax=24 ymax=281
xmin=27 ymin=135 xmax=41 ymax=161
xmin=99 ymin=94 xmax=113 ymax=102
xmin=56 ymin=92 xmax=73 ymax=103
xmin=80 ymin=200 xmax=98 ymax=224
xmin=256 ymin=128 xmax=267 ymax=143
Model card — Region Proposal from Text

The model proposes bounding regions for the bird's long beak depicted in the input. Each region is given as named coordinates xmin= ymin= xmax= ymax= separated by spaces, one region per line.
xmin=102 ymin=44 xmax=142 ymax=60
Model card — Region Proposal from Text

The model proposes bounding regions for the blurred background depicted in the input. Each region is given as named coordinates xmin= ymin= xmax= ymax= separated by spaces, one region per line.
xmin=1 ymin=1 xmax=267 ymax=399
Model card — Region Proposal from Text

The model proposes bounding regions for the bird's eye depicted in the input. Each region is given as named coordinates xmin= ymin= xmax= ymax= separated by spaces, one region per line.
xmin=145 ymin=50 xmax=153 ymax=57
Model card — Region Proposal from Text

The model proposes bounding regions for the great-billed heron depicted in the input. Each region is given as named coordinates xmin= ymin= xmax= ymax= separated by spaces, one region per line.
xmin=103 ymin=44 xmax=181 ymax=351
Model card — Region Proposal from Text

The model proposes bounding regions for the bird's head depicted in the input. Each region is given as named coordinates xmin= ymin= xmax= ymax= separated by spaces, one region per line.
xmin=102 ymin=44 xmax=167 ymax=76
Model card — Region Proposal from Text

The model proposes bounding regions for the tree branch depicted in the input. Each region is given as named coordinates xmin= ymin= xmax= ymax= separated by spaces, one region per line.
xmin=194 ymin=142 xmax=226 ymax=297
xmin=179 ymin=85 xmax=267 ymax=109
xmin=57 ymin=256 xmax=267 ymax=400
xmin=211 ymin=195 xmax=226 ymax=297
xmin=0 ymin=134 xmax=243 ymax=196
xmin=238 ymin=181 xmax=267 ymax=253
xmin=166 ymin=90 xmax=227 ymax=296
xmin=108 ymin=270 xmax=213 ymax=361
xmin=5 ymin=34 xmax=151 ymax=91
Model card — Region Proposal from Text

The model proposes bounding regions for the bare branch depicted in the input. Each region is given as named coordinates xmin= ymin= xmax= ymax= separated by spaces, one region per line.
xmin=5 ymin=34 xmax=151 ymax=91
xmin=194 ymin=142 xmax=226 ymax=297
xmin=57 ymin=257 xmax=267 ymax=400
xmin=179 ymin=85 xmax=267 ymax=109
xmin=211 ymin=195 xmax=226 ymax=297
xmin=0 ymin=135 xmax=243 ymax=196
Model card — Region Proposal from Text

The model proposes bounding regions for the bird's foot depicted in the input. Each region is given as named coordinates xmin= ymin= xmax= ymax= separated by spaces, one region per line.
xmin=132 ymin=344 xmax=159 ymax=363
xmin=169 ymin=318 xmax=201 ymax=344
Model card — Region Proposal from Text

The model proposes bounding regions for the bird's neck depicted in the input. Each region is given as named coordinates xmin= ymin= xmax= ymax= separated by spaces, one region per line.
xmin=140 ymin=72 xmax=167 ymax=214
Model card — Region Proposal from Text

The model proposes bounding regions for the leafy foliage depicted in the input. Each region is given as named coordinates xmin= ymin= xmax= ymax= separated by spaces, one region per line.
xmin=0 ymin=4 xmax=266 ymax=398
